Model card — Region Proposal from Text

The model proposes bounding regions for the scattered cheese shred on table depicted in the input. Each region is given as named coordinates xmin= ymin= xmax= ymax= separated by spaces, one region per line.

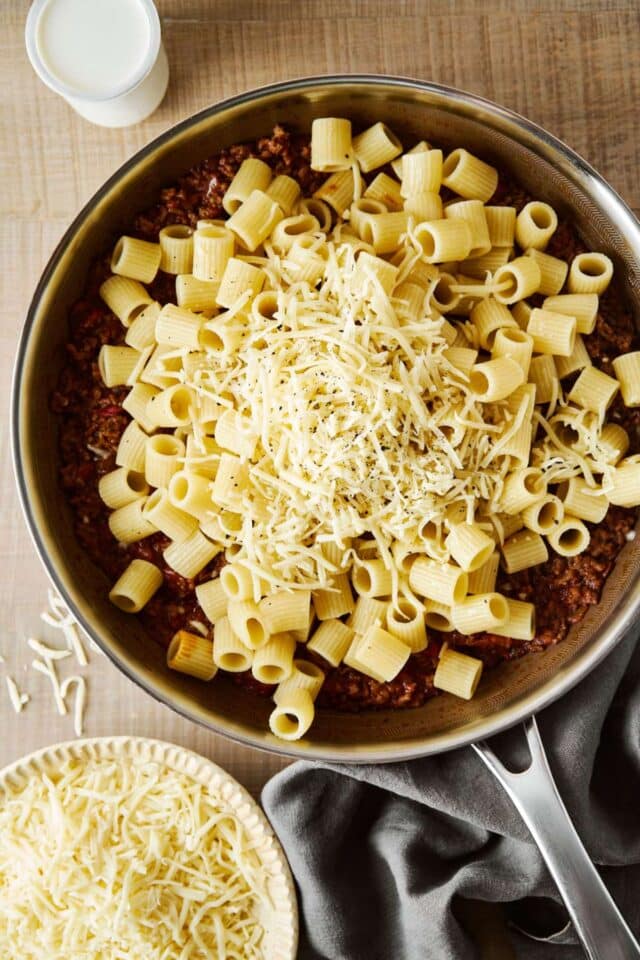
xmin=0 ymin=756 xmax=272 ymax=959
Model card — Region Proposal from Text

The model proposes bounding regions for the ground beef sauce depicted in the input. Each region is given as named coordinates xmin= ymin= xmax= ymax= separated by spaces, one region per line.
xmin=52 ymin=126 xmax=639 ymax=711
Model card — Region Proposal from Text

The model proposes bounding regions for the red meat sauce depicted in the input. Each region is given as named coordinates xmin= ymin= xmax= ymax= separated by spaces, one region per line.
xmin=51 ymin=126 xmax=639 ymax=712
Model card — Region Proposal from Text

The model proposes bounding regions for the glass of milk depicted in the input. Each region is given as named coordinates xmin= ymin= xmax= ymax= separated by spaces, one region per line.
xmin=25 ymin=0 xmax=169 ymax=127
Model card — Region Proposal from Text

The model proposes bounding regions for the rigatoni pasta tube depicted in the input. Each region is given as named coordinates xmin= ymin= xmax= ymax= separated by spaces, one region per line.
xmin=613 ymin=352 xmax=640 ymax=406
xmin=98 ymin=467 xmax=148 ymax=510
xmin=528 ymin=354 xmax=558 ymax=404
xmin=484 ymin=205 xmax=516 ymax=246
xmin=557 ymin=477 xmax=609 ymax=523
xmin=424 ymin=601 xmax=455 ymax=632
xmin=193 ymin=226 xmax=235 ymax=282
xmin=547 ymin=519 xmax=590 ymax=557
xmin=491 ymin=327 xmax=534 ymax=376
xmin=313 ymin=170 xmax=355 ymax=216
xmin=348 ymin=596 xmax=388 ymax=634
xmin=500 ymin=467 xmax=546 ymax=516
xmin=352 ymin=122 xmax=402 ymax=172
xmin=108 ymin=498 xmax=157 ymax=544
xmin=469 ymin=357 xmax=525 ymax=402
xmin=598 ymin=423 xmax=629 ymax=464
xmin=395 ymin=281 xmax=428 ymax=322
xmin=163 ymin=530 xmax=220 ymax=579
xmin=351 ymin=559 xmax=393 ymax=598
xmin=364 ymin=172 xmax=403 ymax=210
xmin=216 ymin=258 xmax=266 ymax=309
xmin=111 ymin=235 xmax=161 ymax=284
xmin=511 ymin=299 xmax=533 ymax=330
xmin=433 ymin=647 xmax=483 ymax=699
xmin=385 ymin=597 xmax=428 ymax=653
xmin=441 ymin=149 xmax=498 ymax=202
xmin=352 ymin=251 xmax=399 ymax=296
xmin=100 ymin=276 xmax=153 ymax=327
xmin=493 ymin=257 xmax=541 ymax=305
xmin=269 ymin=689 xmax=315 ymax=741
xmin=522 ymin=495 xmax=564 ymax=534
xmin=451 ymin=593 xmax=509 ymax=634
xmin=607 ymin=457 xmax=640 ymax=507
xmin=311 ymin=117 xmax=353 ymax=172
xmin=467 ymin=552 xmax=500 ymax=595
xmin=142 ymin=489 xmax=197 ymax=542
xmin=222 ymin=157 xmax=272 ymax=214
xmin=274 ymin=660 xmax=325 ymax=703
xmin=146 ymin=384 xmax=195 ymax=428
xmin=252 ymin=633 xmax=296 ymax=684
xmin=554 ymin=335 xmax=591 ymax=379
xmin=196 ymin=577 xmax=228 ymax=624
xmin=515 ymin=202 xmax=557 ymax=251
xmin=358 ymin=211 xmax=409 ymax=255
xmin=307 ymin=619 xmax=355 ymax=666
xmin=266 ymin=175 xmax=302 ymax=215
xmin=219 ymin=563 xmax=255 ymax=602
xmin=125 ymin=301 xmax=160 ymax=349
xmin=227 ymin=190 xmax=283 ymax=252
xmin=463 ymin=246 xmax=512 ymax=279
xmin=409 ymin=557 xmax=468 ymax=605
xmin=414 ymin=219 xmax=473 ymax=263
xmin=525 ymin=248 xmax=567 ymax=296
xmin=403 ymin=191 xmax=443 ymax=222
xmin=109 ymin=559 xmax=163 ymax=613
xmin=568 ymin=252 xmax=613 ymax=294
xmin=159 ymin=225 xmax=194 ymax=275
xmin=155 ymin=303 xmax=202 ymax=350
xmin=145 ymin=434 xmax=185 ymax=489
xmin=98 ymin=345 xmax=140 ymax=387
xmin=430 ymin=273 xmax=461 ymax=314
xmin=470 ymin=299 xmax=517 ymax=350
xmin=168 ymin=470 xmax=213 ymax=521
xmin=527 ymin=308 xmax=576 ymax=357
xmin=568 ymin=366 xmax=619 ymax=415
xmin=214 ymin=409 xmax=258 ymax=458
xmin=490 ymin=599 xmax=536 ymax=641
xmin=349 ymin=625 xmax=411 ymax=683
xmin=502 ymin=530 xmax=548 ymax=574
xmin=444 ymin=199 xmax=491 ymax=258
xmin=444 ymin=523 xmax=495 ymax=572
xmin=272 ymin=213 xmax=321 ymax=251
xmin=212 ymin=617 xmax=252 ymax=672
xmin=227 ymin=599 xmax=268 ymax=650
xmin=259 ymin=590 xmax=312 ymax=634
xmin=211 ymin=453 xmax=247 ymax=511
xmin=313 ymin=573 xmax=355 ymax=620
xmin=298 ymin=197 xmax=333 ymax=231
xmin=543 ymin=293 xmax=598 ymax=335
xmin=391 ymin=140 xmax=429 ymax=178
xmin=401 ymin=149 xmax=443 ymax=195
xmin=167 ymin=630 xmax=216 ymax=681
xmin=176 ymin=274 xmax=219 ymax=312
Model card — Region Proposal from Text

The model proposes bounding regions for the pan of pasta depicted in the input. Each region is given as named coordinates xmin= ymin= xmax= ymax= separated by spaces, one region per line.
xmin=12 ymin=76 xmax=640 ymax=761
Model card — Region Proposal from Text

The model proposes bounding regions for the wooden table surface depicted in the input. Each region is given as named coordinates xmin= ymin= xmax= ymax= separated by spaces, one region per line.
xmin=1 ymin=1 xmax=639 ymax=954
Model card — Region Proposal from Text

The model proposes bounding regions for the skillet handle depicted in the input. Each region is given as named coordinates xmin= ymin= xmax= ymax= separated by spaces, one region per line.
xmin=473 ymin=716 xmax=640 ymax=960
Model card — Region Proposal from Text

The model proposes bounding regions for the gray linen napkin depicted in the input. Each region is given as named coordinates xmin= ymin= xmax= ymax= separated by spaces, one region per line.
xmin=262 ymin=630 xmax=640 ymax=959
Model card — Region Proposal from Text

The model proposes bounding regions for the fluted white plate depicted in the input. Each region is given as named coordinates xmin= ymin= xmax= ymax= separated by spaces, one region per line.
xmin=0 ymin=736 xmax=298 ymax=960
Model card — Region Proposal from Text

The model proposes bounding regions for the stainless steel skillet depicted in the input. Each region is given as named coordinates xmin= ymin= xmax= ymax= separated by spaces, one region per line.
xmin=11 ymin=76 xmax=640 ymax=958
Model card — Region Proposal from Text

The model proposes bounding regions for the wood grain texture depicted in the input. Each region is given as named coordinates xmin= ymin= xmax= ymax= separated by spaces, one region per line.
xmin=0 ymin=5 xmax=638 ymax=952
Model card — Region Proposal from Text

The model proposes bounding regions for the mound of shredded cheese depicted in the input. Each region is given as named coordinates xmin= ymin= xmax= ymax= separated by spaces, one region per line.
xmin=0 ymin=757 xmax=273 ymax=958
xmin=180 ymin=230 xmax=599 ymax=589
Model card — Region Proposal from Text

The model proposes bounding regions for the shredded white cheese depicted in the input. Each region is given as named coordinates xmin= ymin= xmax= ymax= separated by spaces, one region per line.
xmin=177 ymin=232 xmax=611 ymax=589
xmin=0 ymin=757 xmax=272 ymax=958
xmin=5 ymin=676 xmax=29 ymax=713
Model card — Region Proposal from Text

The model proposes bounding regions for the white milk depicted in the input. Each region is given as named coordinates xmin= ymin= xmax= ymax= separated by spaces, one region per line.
xmin=25 ymin=0 xmax=169 ymax=127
